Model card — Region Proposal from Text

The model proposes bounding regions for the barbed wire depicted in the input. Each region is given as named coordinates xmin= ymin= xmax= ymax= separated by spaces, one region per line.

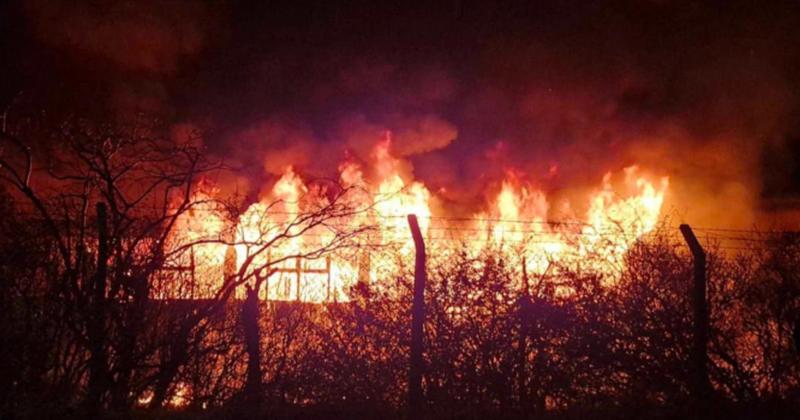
xmin=7 ymin=203 xmax=800 ymax=242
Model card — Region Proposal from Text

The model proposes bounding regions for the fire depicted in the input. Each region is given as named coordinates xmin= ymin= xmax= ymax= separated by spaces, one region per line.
xmin=474 ymin=179 xmax=560 ymax=274
xmin=135 ymin=382 xmax=190 ymax=408
xmin=467 ymin=166 xmax=668 ymax=277
xmin=372 ymin=136 xmax=432 ymax=251
xmin=233 ymin=166 xmax=320 ymax=300
xmin=165 ymin=132 xmax=669 ymax=301
xmin=478 ymin=178 xmax=549 ymax=244
xmin=161 ymin=179 xmax=229 ymax=299
xmin=580 ymin=166 xmax=669 ymax=261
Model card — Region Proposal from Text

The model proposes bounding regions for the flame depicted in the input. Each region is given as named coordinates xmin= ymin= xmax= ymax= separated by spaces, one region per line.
xmin=135 ymin=382 xmax=190 ymax=408
xmin=165 ymin=133 xmax=669 ymax=302
xmin=234 ymin=166 xmax=317 ymax=300
xmin=161 ymin=179 xmax=228 ymax=299
xmin=472 ymin=166 xmax=668 ymax=278
xmin=373 ymin=136 xmax=432 ymax=251
xmin=473 ymin=179 xmax=563 ymax=274
xmin=580 ymin=166 xmax=669 ymax=260
xmin=169 ymin=382 xmax=190 ymax=408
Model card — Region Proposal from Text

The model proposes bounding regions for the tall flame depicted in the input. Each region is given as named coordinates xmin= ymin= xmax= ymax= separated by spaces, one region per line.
xmin=166 ymin=133 xmax=669 ymax=301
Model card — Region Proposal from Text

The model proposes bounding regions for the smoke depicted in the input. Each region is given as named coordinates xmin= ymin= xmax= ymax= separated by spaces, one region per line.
xmin=22 ymin=0 xmax=212 ymax=73
xmin=10 ymin=0 xmax=800 ymax=228
xmin=17 ymin=0 xmax=221 ymax=120
xmin=335 ymin=113 xmax=457 ymax=159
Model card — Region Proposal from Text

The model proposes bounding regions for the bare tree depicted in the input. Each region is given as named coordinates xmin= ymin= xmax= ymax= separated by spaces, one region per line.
xmin=0 ymin=114 xmax=374 ymax=415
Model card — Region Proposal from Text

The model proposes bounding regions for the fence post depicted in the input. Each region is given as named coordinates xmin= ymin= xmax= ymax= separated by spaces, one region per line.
xmin=407 ymin=214 xmax=426 ymax=417
xmin=679 ymin=224 xmax=712 ymax=403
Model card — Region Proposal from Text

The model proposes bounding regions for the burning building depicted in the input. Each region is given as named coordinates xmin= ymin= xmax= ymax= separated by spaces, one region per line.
xmin=165 ymin=132 xmax=669 ymax=302
xmin=3 ymin=1 xmax=800 ymax=418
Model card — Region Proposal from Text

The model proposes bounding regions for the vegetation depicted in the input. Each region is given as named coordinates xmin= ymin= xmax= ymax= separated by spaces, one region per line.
xmin=2 ymin=118 xmax=800 ymax=419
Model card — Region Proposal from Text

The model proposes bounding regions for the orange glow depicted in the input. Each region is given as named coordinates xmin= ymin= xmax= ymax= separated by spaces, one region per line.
xmin=165 ymin=133 xmax=669 ymax=301
xmin=161 ymin=179 xmax=229 ymax=299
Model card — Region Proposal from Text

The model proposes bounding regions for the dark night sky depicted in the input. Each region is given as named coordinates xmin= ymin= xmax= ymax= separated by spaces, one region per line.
xmin=3 ymin=0 xmax=800 ymax=222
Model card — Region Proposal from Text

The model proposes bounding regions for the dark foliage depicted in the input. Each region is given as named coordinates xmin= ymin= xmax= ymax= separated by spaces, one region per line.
xmin=2 ymin=121 xmax=800 ymax=419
